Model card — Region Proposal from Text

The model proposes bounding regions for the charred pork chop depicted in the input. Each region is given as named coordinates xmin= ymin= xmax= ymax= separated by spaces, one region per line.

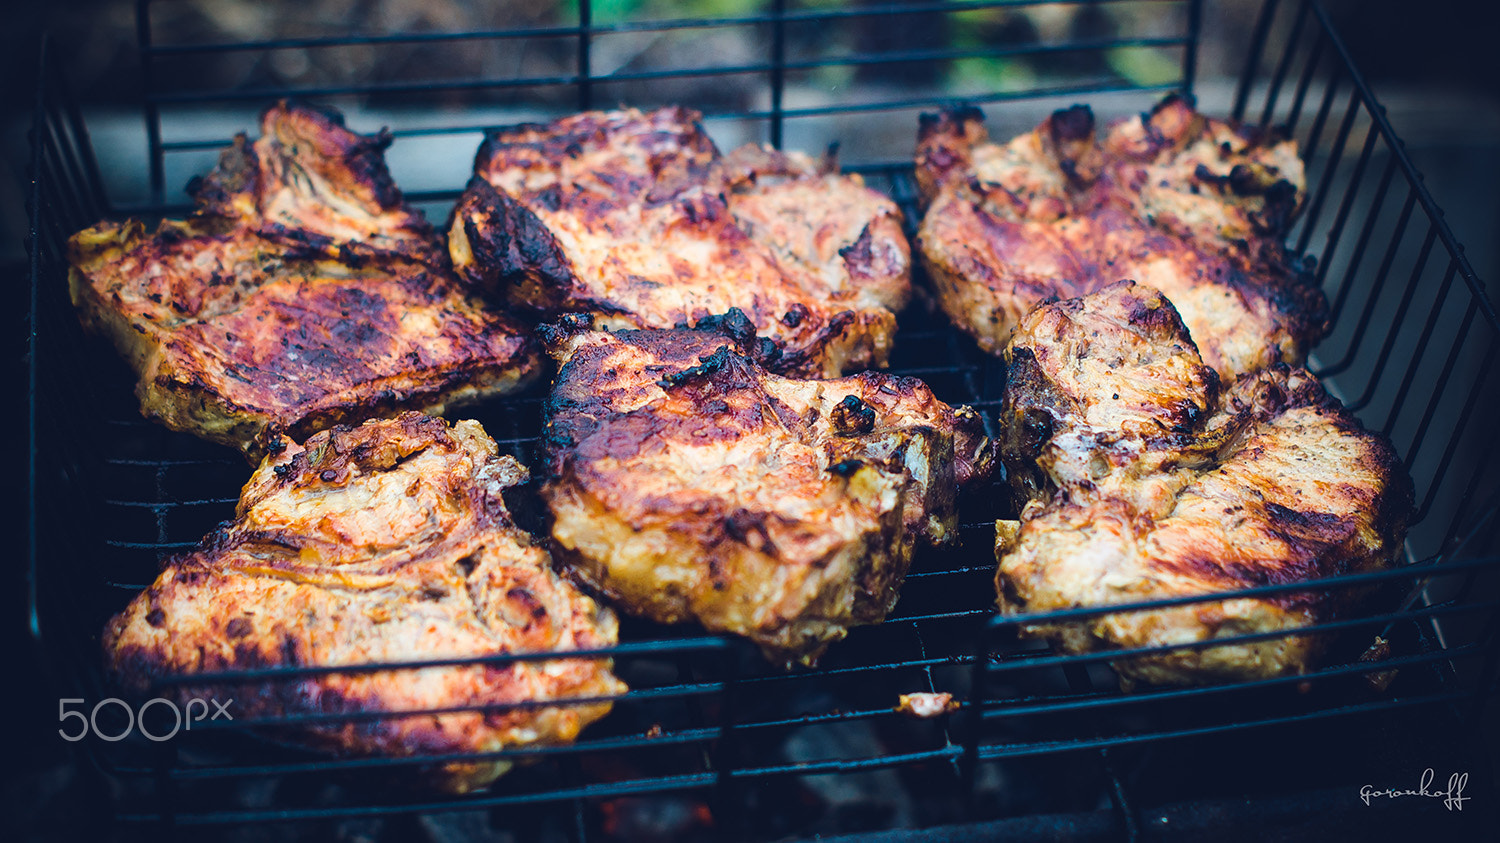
xmin=447 ymin=107 xmax=910 ymax=377
xmin=69 ymin=102 xmax=540 ymax=458
xmin=104 ymin=413 xmax=624 ymax=794
xmin=994 ymin=283 xmax=1411 ymax=687
xmin=540 ymin=313 xmax=992 ymax=665
xmin=915 ymin=94 xmax=1326 ymax=380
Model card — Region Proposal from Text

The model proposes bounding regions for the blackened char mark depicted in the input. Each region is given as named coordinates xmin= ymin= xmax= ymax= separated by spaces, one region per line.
xmin=1049 ymin=105 xmax=1096 ymax=143
xmin=1147 ymin=91 xmax=1197 ymax=119
xmin=657 ymin=346 xmax=736 ymax=390
xmin=831 ymin=394 xmax=877 ymax=436
xmin=1255 ymin=179 xmax=1300 ymax=235
xmin=917 ymin=104 xmax=986 ymax=142
xmin=1048 ymin=104 xmax=1098 ymax=185
xmin=451 ymin=176 xmax=577 ymax=308
xmin=690 ymin=308 xmax=783 ymax=368
xmin=915 ymin=104 xmax=989 ymax=202
xmin=828 ymin=458 xmax=864 ymax=477
xmin=722 ymin=508 xmax=781 ymax=558
xmin=685 ymin=307 xmax=756 ymax=344
xmin=536 ymin=313 xmax=598 ymax=359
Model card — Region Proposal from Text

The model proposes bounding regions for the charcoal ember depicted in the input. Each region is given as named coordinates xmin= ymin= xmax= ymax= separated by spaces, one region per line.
xmin=597 ymin=796 xmax=715 ymax=843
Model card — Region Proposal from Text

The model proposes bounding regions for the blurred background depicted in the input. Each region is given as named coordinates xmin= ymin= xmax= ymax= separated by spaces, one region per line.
xmin=3 ymin=0 xmax=1496 ymax=260
xmin=3 ymin=1 xmax=1497 ymax=263
xmin=4 ymin=2 xmax=1497 ymax=840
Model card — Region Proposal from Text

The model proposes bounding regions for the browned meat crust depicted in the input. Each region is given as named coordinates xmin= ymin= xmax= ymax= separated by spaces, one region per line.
xmin=994 ymin=283 xmax=1411 ymax=687
xmin=540 ymin=314 xmax=992 ymax=666
xmin=915 ymin=94 xmax=1327 ymax=380
xmin=68 ymin=102 xmax=541 ymax=459
xmin=104 ymin=413 xmax=625 ymax=794
xmin=448 ymin=106 xmax=909 ymax=378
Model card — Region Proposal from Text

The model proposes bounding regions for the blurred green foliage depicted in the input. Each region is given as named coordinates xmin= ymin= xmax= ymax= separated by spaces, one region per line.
xmin=1107 ymin=46 xmax=1182 ymax=86
xmin=551 ymin=1 xmax=1180 ymax=90
xmin=563 ymin=0 xmax=764 ymax=24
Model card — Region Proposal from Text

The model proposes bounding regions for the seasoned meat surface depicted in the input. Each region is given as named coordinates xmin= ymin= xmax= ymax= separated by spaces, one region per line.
xmin=69 ymin=102 xmax=540 ymax=458
xmin=721 ymin=143 xmax=911 ymax=317
xmin=997 ymin=280 xmax=1221 ymax=510
xmin=448 ymin=107 xmax=909 ymax=377
xmin=994 ymin=283 xmax=1411 ymax=687
xmin=541 ymin=314 xmax=992 ymax=665
xmin=915 ymin=95 xmax=1326 ymax=380
xmin=104 ymin=414 xmax=624 ymax=794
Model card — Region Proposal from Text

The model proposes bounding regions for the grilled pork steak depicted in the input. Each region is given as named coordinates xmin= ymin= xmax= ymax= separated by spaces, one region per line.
xmin=69 ymin=102 xmax=540 ymax=459
xmin=540 ymin=314 xmax=992 ymax=666
xmin=915 ymin=94 xmax=1326 ymax=381
xmin=994 ymin=283 xmax=1412 ymax=687
xmin=104 ymin=413 xmax=624 ymax=793
xmin=448 ymin=106 xmax=910 ymax=377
